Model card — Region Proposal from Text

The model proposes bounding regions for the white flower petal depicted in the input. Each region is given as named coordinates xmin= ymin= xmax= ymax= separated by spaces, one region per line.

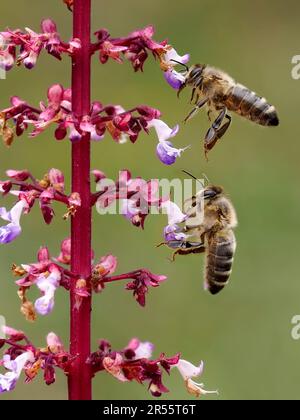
xmin=176 ymin=359 xmax=204 ymax=380
xmin=148 ymin=119 xmax=179 ymax=142
xmin=134 ymin=341 xmax=154 ymax=360
xmin=161 ymin=200 xmax=187 ymax=225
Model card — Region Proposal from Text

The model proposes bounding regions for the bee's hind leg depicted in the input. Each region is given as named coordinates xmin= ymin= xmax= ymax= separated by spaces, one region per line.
xmin=169 ymin=244 xmax=206 ymax=262
xmin=205 ymin=109 xmax=231 ymax=152
xmin=184 ymin=98 xmax=208 ymax=123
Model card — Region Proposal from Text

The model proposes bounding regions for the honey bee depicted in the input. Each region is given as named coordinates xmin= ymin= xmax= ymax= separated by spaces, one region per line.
xmin=173 ymin=61 xmax=279 ymax=154
xmin=159 ymin=177 xmax=237 ymax=295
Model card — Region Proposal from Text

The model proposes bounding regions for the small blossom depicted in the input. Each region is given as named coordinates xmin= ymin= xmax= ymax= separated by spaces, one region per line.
xmin=56 ymin=238 xmax=71 ymax=265
xmin=94 ymin=25 xmax=167 ymax=72
xmin=163 ymin=224 xmax=187 ymax=242
xmin=124 ymin=339 xmax=154 ymax=360
xmin=160 ymin=47 xmax=190 ymax=90
xmin=0 ymin=200 xmax=26 ymax=244
xmin=126 ymin=270 xmax=167 ymax=307
xmin=47 ymin=332 xmax=64 ymax=354
xmin=0 ymin=352 xmax=33 ymax=393
xmin=147 ymin=119 xmax=188 ymax=165
xmin=148 ymin=119 xmax=179 ymax=143
xmin=161 ymin=200 xmax=187 ymax=225
xmin=6 ymin=169 xmax=30 ymax=182
xmin=103 ymin=354 xmax=128 ymax=382
xmin=34 ymin=266 xmax=61 ymax=316
xmin=92 ymin=170 xmax=106 ymax=184
xmin=156 ymin=140 xmax=189 ymax=165
xmin=92 ymin=255 xmax=118 ymax=288
xmin=175 ymin=359 xmax=218 ymax=397
xmin=1 ymin=326 xmax=25 ymax=342
xmin=48 ymin=168 xmax=65 ymax=193
xmin=164 ymin=70 xmax=186 ymax=90
xmin=162 ymin=47 xmax=190 ymax=68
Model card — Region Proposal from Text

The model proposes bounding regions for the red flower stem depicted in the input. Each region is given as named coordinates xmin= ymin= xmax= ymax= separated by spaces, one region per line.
xmin=68 ymin=0 xmax=92 ymax=401
xmin=102 ymin=271 xmax=142 ymax=284
xmin=9 ymin=181 xmax=69 ymax=205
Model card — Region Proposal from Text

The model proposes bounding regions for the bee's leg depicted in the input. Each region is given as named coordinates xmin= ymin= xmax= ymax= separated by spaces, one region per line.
xmin=156 ymin=242 xmax=168 ymax=248
xmin=170 ymin=245 xmax=206 ymax=262
xmin=205 ymin=109 xmax=231 ymax=152
xmin=207 ymin=109 xmax=213 ymax=122
xmin=184 ymin=98 xmax=208 ymax=123
xmin=190 ymin=88 xmax=196 ymax=104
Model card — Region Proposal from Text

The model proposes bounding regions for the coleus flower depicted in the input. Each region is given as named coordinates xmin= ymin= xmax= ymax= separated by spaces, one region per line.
xmin=0 ymin=329 xmax=74 ymax=392
xmin=88 ymin=338 xmax=217 ymax=397
xmin=94 ymin=26 xmax=168 ymax=72
xmin=91 ymin=255 xmax=166 ymax=307
xmin=161 ymin=48 xmax=190 ymax=90
xmin=0 ymin=168 xmax=79 ymax=233
xmin=12 ymin=240 xmax=75 ymax=319
xmin=0 ymin=19 xmax=80 ymax=71
xmin=148 ymin=119 xmax=189 ymax=165
xmin=161 ymin=200 xmax=188 ymax=242
xmin=95 ymin=170 xmax=167 ymax=228
xmin=0 ymin=200 xmax=26 ymax=244
xmin=0 ymin=351 xmax=33 ymax=393
xmin=0 ymin=85 xmax=187 ymax=164
xmin=93 ymin=26 xmax=190 ymax=87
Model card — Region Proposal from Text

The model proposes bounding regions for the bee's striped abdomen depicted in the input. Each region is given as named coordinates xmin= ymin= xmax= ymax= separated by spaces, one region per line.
xmin=225 ymin=84 xmax=279 ymax=127
xmin=205 ymin=230 xmax=236 ymax=295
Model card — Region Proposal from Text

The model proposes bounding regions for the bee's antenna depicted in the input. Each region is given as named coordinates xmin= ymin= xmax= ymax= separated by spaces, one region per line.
xmin=202 ymin=173 xmax=211 ymax=185
xmin=182 ymin=170 xmax=204 ymax=187
xmin=170 ymin=59 xmax=189 ymax=72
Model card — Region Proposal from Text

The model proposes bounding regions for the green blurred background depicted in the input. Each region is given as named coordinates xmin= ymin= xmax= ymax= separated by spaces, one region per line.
xmin=0 ymin=0 xmax=300 ymax=400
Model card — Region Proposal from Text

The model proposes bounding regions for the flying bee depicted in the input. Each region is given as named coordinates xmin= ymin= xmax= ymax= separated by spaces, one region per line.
xmin=158 ymin=176 xmax=237 ymax=295
xmin=172 ymin=61 xmax=279 ymax=154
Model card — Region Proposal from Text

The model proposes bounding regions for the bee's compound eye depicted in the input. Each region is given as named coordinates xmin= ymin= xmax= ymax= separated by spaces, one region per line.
xmin=203 ymin=189 xmax=218 ymax=200
xmin=189 ymin=66 xmax=202 ymax=81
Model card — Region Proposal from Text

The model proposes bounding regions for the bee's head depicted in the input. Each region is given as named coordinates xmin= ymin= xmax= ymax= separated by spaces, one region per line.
xmin=202 ymin=185 xmax=223 ymax=201
xmin=186 ymin=64 xmax=206 ymax=86
xmin=175 ymin=64 xmax=206 ymax=98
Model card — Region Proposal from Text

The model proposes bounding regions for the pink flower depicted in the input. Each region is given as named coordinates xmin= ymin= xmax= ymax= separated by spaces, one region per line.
xmin=125 ymin=270 xmax=167 ymax=307
xmin=0 ymin=19 xmax=81 ymax=71
xmin=124 ymin=339 xmax=154 ymax=360
xmin=1 ymin=326 xmax=25 ymax=342
xmin=6 ymin=169 xmax=30 ymax=182
xmin=94 ymin=25 xmax=167 ymax=72
xmin=93 ymin=255 xmax=118 ymax=285
xmin=56 ymin=238 xmax=71 ymax=265
xmin=46 ymin=332 xmax=64 ymax=354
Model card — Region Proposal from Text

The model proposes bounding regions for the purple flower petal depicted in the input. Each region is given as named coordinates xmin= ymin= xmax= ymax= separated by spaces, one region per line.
xmin=164 ymin=224 xmax=187 ymax=242
xmin=156 ymin=140 xmax=188 ymax=166
xmin=35 ymin=293 xmax=55 ymax=316
xmin=0 ymin=223 xmax=21 ymax=244
xmin=164 ymin=70 xmax=185 ymax=90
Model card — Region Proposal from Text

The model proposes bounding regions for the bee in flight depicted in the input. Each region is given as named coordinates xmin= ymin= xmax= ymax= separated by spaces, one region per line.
xmin=158 ymin=174 xmax=237 ymax=295
xmin=172 ymin=61 xmax=279 ymax=155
